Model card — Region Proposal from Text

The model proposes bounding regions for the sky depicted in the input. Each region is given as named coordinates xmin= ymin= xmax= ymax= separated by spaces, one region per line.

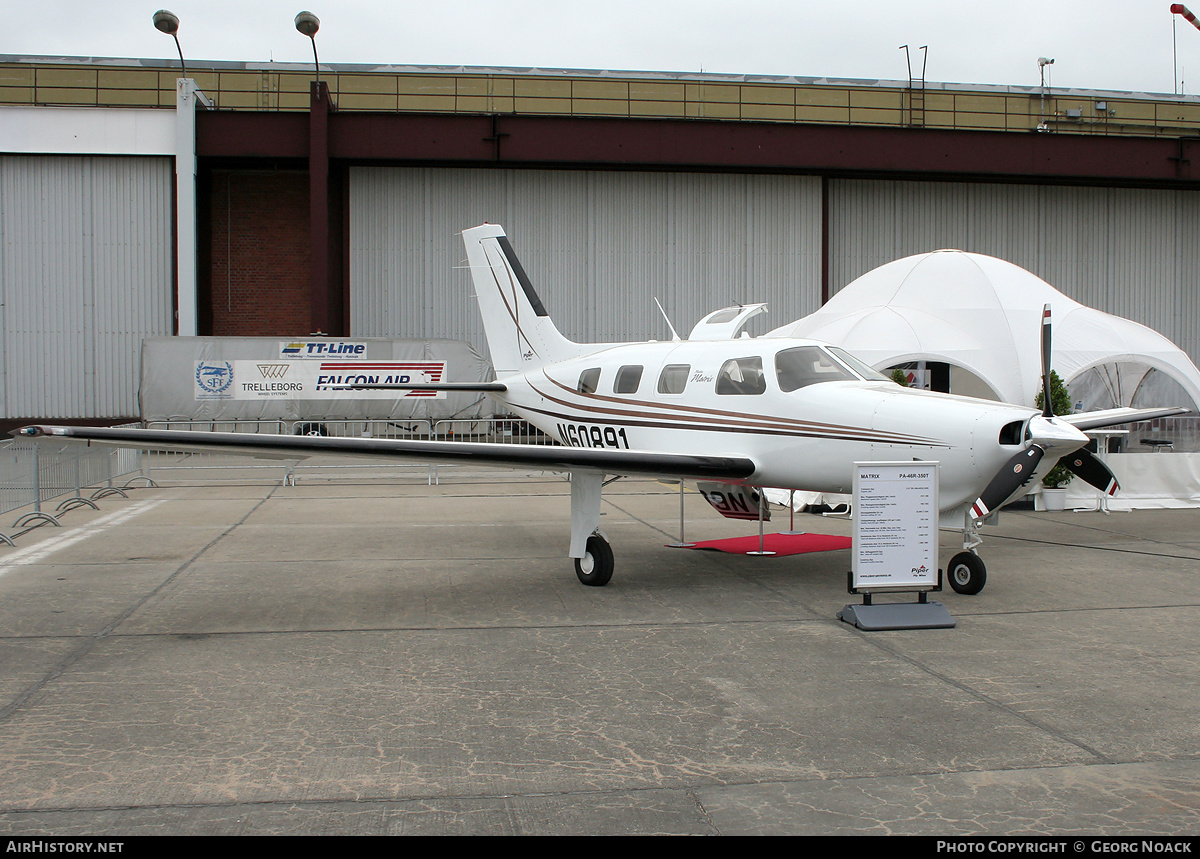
xmin=5 ymin=1 xmax=1200 ymax=96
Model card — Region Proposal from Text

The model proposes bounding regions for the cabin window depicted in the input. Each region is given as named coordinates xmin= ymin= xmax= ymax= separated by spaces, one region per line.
xmin=577 ymin=368 xmax=601 ymax=394
xmin=614 ymin=365 xmax=643 ymax=394
xmin=716 ymin=357 xmax=766 ymax=395
xmin=657 ymin=364 xmax=690 ymax=394
xmin=774 ymin=346 xmax=855 ymax=392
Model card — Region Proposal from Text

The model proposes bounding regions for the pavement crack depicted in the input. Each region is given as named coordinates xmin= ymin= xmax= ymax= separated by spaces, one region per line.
xmin=0 ymin=484 xmax=283 ymax=725
xmin=850 ymin=631 xmax=1117 ymax=766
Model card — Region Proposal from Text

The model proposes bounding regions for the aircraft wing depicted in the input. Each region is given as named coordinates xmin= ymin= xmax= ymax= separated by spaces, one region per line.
xmin=16 ymin=425 xmax=757 ymax=483
xmin=1061 ymin=406 xmax=1191 ymax=432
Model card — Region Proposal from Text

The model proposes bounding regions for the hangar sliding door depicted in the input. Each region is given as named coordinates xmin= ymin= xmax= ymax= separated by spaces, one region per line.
xmin=349 ymin=167 xmax=822 ymax=353
xmin=0 ymin=155 xmax=173 ymax=420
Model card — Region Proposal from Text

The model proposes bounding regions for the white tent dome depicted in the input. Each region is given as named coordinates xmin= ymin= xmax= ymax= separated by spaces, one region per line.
xmin=767 ymin=250 xmax=1200 ymax=411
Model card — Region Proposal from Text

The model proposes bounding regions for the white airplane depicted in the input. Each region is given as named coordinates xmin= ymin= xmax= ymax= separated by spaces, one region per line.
xmin=17 ymin=224 xmax=1188 ymax=594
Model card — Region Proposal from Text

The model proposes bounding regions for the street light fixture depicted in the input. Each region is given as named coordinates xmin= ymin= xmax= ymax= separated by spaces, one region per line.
xmin=295 ymin=11 xmax=321 ymax=83
xmin=1037 ymin=57 xmax=1055 ymax=131
xmin=152 ymin=10 xmax=187 ymax=80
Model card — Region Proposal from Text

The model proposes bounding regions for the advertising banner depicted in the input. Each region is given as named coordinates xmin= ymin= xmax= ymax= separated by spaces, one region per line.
xmin=142 ymin=337 xmax=494 ymax=423
xmin=193 ymin=360 xmax=447 ymax=401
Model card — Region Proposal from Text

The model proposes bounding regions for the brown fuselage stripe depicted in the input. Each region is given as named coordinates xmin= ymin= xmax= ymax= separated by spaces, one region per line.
xmin=527 ymin=373 xmax=944 ymax=446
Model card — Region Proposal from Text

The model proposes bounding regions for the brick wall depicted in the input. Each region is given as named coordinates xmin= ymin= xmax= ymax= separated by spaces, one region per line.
xmin=208 ymin=170 xmax=311 ymax=336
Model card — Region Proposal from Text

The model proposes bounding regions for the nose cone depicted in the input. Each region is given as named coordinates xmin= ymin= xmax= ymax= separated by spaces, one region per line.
xmin=1028 ymin=415 xmax=1090 ymax=457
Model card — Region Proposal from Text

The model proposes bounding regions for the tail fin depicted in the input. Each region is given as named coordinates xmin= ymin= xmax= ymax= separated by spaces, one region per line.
xmin=462 ymin=224 xmax=584 ymax=377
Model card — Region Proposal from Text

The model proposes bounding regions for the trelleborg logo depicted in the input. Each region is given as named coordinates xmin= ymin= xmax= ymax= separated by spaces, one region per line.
xmin=195 ymin=361 xmax=233 ymax=395
xmin=257 ymin=364 xmax=290 ymax=379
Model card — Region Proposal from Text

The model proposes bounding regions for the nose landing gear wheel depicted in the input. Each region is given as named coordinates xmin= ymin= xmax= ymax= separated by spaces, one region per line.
xmin=574 ymin=534 xmax=614 ymax=586
xmin=947 ymin=551 xmax=987 ymax=595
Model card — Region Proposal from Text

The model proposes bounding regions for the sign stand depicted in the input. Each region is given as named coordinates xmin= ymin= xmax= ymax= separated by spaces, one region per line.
xmin=837 ymin=462 xmax=955 ymax=631
xmin=745 ymin=491 xmax=776 ymax=556
xmin=780 ymin=489 xmax=805 ymax=536
xmin=665 ymin=481 xmax=695 ymax=548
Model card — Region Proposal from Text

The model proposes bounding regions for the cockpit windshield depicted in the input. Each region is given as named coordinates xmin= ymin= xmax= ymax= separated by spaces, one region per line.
xmin=774 ymin=345 xmax=887 ymax=391
xmin=827 ymin=347 xmax=892 ymax=382
xmin=774 ymin=346 xmax=856 ymax=391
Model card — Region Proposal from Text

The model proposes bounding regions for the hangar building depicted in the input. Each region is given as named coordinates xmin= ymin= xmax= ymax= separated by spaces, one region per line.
xmin=1 ymin=55 xmax=1199 ymax=421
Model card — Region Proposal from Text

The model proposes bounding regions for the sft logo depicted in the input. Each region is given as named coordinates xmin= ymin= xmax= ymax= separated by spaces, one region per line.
xmin=195 ymin=361 xmax=233 ymax=397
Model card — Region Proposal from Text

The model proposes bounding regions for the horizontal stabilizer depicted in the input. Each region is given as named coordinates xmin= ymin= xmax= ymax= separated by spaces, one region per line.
xmin=1063 ymin=406 xmax=1190 ymax=431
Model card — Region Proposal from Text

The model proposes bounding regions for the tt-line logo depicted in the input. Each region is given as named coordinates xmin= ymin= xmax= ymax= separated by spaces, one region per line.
xmin=280 ymin=341 xmax=367 ymax=359
xmin=257 ymin=364 xmax=290 ymax=379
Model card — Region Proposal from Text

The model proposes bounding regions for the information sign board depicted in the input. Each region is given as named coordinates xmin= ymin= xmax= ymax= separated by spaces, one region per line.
xmin=852 ymin=462 xmax=939 ymax=591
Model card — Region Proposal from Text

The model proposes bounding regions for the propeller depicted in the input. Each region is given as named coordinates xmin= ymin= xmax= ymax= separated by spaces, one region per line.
xmin=1061 ymin=447 xmax=1119 ymax=496
xmin=970 ymin=445 xmax=1045 ymax=519
xmin=969 ymin=304 xmax=1120 ymax=519
xmin=1040 ymin=304 xmax=1054 ymax=418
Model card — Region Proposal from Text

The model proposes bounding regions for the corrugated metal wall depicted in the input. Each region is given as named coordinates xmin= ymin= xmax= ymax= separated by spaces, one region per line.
xmin=350 ymin=167 xmax=823 ymax=350
xmin=828 ymin=178 xmax=1200 ymax=367
xmin=0 ymin=155 xmax=173 ymax=418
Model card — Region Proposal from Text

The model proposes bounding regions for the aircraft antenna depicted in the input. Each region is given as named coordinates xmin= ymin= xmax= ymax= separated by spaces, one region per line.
xmin=654 ymin=297 xmax=682 ymax=341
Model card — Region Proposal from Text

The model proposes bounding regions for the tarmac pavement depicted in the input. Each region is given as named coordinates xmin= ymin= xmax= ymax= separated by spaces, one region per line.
xmin=0 ymin=465 xmax=1198 ymax=836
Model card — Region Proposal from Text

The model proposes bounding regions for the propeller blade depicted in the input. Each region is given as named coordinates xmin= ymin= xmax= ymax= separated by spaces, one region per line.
xmin=1060 ymin=448 xmax=1119 ymax=495
xmin=1041 ymin=303 xmax=1054 ymax=418
xmin=971 ymin=445 xmax=1045 ymax=519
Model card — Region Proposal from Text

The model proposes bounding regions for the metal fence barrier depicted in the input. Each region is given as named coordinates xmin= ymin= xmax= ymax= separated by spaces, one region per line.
xmin=0 ymin=427 xmax=147 ymax=543
xmin=432 ymin=417 xmax=555 ymax=445
xmin=1108 ymin=416 xmax=1200 ymax=453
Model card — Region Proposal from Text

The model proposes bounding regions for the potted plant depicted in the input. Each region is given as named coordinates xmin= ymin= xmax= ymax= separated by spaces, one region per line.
xmin=1035 ymin=370 xmax=1074 ymax=511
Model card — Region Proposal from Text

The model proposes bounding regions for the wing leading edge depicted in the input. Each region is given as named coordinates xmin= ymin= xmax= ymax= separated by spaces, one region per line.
xmin=1060 ymin=406 xmax=1190 ymax=432
xmin=16 ymin=425 xmax=757 ymax=483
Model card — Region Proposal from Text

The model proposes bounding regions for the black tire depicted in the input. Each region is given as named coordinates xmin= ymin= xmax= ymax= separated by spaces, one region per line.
xmin=947 ymin=551 xmax=987 ymax=595
xmin=574 ymin=534 xmax=614 ymax=587
xmin=295 ymin=422 xmax=328 ymax=437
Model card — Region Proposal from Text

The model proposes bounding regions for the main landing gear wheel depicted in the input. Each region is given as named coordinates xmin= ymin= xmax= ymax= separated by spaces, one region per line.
xmin=947 ymin=551 xmax=987 ymax=595
xmin=574 ymin=534 xmax=614 ymax=587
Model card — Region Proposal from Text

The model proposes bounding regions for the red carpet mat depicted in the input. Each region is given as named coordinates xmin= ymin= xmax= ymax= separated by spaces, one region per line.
xmin=677 ymin=532 xmax=852 ymax=556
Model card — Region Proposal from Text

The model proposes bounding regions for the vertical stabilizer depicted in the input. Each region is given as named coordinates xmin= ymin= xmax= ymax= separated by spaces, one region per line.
xmin=462 ymin=224 xmax=582 ymax=377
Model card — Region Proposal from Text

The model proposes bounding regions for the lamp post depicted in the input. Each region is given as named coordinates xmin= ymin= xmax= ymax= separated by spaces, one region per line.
xmin=295 ymin=11 xmax=321 ymax=83
xmin=153 ymin=9 xmax=203 ymax=336
xmin=295 ymin=11 xmax=334 ymax=335
xmin=1037 ymin=57 xmax=1054 ymax=131
xmin=152 ymin=10 xmax=187 ymax=79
